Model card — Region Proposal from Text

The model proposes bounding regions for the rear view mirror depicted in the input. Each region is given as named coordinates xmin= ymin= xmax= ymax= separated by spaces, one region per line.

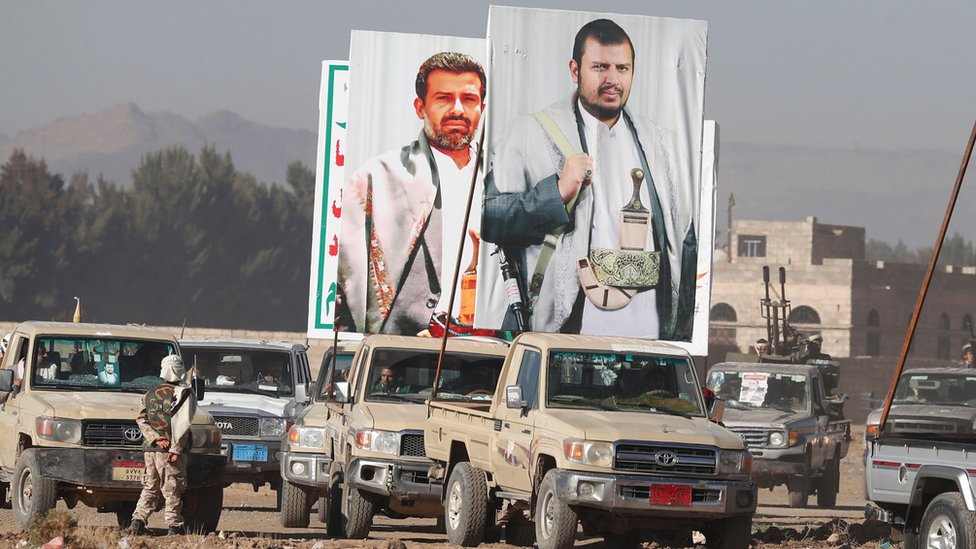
xmin=505 ymin=385 xmax=525 ymax=409
xmin=333 ymin=381 xmax=350 ymax=403
xmin=0 ymin=369 xmax=12 ymax=393
xmin=191 ymin=376 xmax=206 ymax=401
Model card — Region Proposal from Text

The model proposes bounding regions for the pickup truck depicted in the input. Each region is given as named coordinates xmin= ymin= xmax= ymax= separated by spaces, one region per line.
xmin=706 ymin=361 xmax=851 ymax=508
xmin=425 ymin=333 xmax=756 ymax=549
xmin=863 ymin=367 xmax=976 ymax=549
xmin=281 ymin=335 xmax=509 ymax=537
xmin=181 ymin=337 xmax=315 ymax=501
xmin=0 ymin=321 xmax=225 ymax=531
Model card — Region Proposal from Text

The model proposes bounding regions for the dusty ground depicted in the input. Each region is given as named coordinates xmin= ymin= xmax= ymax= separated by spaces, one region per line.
xmin=0 ymin=428 xmax=893 ymax=549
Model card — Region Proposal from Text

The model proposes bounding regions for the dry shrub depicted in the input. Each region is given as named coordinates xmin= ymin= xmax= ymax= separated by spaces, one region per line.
xmin=26 ymin=509 xmax=77 ymax=546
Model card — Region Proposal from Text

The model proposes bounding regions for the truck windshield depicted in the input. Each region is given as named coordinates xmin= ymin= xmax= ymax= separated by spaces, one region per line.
xmin=183 ymin=348 xmax=294 ymax=396
xmin=893 ymin=372 xmax=976 ymax=406
xmin=316 ymin=351 xmax=355 ymax=401
xmin=706 ymin=370 xmax=809 ymax=413
xmin=365 ymin=349 xmax=504 ymax=404
xmin=30 ymin=336 xmax=176 ymax=392
xmin=546 ymin=351 xmax=703 ymax=416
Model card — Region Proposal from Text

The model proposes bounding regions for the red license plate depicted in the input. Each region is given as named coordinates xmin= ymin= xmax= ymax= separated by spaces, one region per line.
xmin=649 ymin=484 xmax=692 ymax=506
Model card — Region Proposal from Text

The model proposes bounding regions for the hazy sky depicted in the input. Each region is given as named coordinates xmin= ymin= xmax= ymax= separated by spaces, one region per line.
xmin=3 ymin=1 xmax=974 ymax=155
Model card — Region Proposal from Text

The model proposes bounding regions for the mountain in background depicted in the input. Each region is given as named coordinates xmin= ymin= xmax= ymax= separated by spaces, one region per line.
xmin=0 ymin=104 xmax=967 ymax=247
xmin=0 ymin=102 xmax=315 ymax=187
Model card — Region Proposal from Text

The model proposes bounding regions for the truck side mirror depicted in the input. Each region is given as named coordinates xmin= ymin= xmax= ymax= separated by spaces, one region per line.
xmin=701 ymin=386 xmax=725 ymax=423
xmin=505 ymin=385 xmax=525 ymax=409
xmin=333 ymin=381 xmax=351 ymax=404
xmin=294 ymin=383 xmax=311 ymax=404
xmin=191 ymin=376 xmax=206 ymax=401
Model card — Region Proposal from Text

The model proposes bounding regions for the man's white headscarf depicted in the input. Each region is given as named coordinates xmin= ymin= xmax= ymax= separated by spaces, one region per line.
xmin=160 ymin=354 xmax=186 ymax=383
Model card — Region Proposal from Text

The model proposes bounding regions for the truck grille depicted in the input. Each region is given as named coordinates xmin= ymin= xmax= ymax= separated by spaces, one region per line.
xmin=212 ymin=415 xmax=259 ymax=436
xmin=83 ymin=420 xmax=143 ymax=447
xmin=728 ymin=428 xmax=769 ymax=448
xmin=889 ymin=418 xmax=967 ymax=435
xmin=400 ymin=433 xmax=425 ymax=457
xmin=614 ymin=443 xmax=716 ymax=475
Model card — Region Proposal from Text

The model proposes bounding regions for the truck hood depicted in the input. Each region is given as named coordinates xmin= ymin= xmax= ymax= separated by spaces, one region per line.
xmin=33 ymin=391 xmax=211 ymax=424
xmin=355 ymin=402 xmax=428 ymax=432
xmin=199 ymin=392 xmax=290 ymax=418
xmin=721 ymin=407 xmax=808 ymax=429
xmin=300 ymin=403 xmax=331 ymax=428
xmin=542 ymin=410 xmax=745 ymax=450
xmin=866 ymin=405 xmax=976 ymax=425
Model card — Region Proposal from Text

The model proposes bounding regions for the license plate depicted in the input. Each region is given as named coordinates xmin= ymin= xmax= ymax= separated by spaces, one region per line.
xmin=232 ymin=444 xmax=268 ymax=462
xmin=649 ymin=484 xmax=692 ymax=506
xmin=111 ymin=460 xmax=144 ymax=482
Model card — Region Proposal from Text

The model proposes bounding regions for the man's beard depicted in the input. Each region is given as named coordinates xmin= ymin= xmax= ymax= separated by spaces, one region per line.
xmin=578 ymin=83 xmax=627 ymax=121
xmin=425 ymin=115 xmax=474 ymax=151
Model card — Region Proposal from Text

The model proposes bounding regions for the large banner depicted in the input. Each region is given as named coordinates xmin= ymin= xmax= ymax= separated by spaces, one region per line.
xmin=334 ymin=31 xmax=487 ymax=335
xmin=307 ymin=60 xmax=349 ymax=339
xmin=476 ymin=7 xmax=709 ymax=344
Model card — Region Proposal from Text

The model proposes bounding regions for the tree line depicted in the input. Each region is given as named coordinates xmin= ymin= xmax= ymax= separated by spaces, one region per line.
xmin=0 ymin=146 xmax=314 ymax=330
xmin=866 ymin=233 xmax=976 ymax=267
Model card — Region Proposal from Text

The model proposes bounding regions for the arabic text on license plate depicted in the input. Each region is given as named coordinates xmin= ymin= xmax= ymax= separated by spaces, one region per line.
xmin=232 ymin=444 xmax=268 ymax=462
xmin=649 ymin=484 xmax=692 ymax=506
xmin=111 ymin=460 xmax=144 ymax=482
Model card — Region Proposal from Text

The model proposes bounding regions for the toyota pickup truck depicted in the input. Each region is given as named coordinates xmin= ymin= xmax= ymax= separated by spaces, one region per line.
xmin=181 ymin=337 xmax=316 ymax=503
xmin=425 ymin=333 xmax=756 ymax=549
xmin=863 ymin=367 xmax=976 ymax=549
xmin=280 ymin=335 xmax=509 ymax=537
xmin=0 ymin=322 xmax=225 ymax=531
xmin=705 ymin=361 xmax=851 ymax=508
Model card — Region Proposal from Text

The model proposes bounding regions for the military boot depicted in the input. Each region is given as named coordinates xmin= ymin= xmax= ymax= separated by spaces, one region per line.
xmin=127 ymin=519 xmax=147 ymax=535
xmin=166 ymin=524 xmax=184 ymax=536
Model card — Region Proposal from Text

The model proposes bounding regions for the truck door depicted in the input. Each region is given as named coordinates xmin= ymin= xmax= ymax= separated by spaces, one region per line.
xmin=0 ymin=334 xmax=29 ymax=469
xmin=810 ymin=375 xmax=829 ymax=469
xmin=492 ymin=346 xmax=541 ymax=492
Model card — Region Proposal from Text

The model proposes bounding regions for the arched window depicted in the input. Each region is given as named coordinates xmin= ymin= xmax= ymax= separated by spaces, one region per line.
xmin=710 ymin=303 xmax=737 ymax=322
xmin=789 ymin=306 xmax=821 ymax=325
xmin=867 ymin=309 xmax=881 ymax=356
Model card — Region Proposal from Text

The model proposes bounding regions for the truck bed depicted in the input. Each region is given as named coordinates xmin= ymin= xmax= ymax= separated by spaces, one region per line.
xmin=425 ymin=399 xmax=496 ymax=472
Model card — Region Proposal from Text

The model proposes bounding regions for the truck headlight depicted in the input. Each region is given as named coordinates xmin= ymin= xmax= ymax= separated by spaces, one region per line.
xmin=563 ymin=439 xmax=613 ymax=468
xmin=354 ymin=430 xmax=400 ymax=455
xmin=190 ymin=425 xmax=222 ymax=451
xmin=717 ymin=450 xmax=752 ymax=475
xmin=769 ymin=431 xmax=785 ymax=447
xmin=259 ymin=417 xmax=287 ymax=438
xmin=36 ymin=417 xmax=82 ymax=444
xmin=287 ymin=425 xmax=326 ymax=449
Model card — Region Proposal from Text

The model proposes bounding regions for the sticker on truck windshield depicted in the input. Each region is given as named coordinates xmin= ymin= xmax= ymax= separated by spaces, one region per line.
xmin=739 ymin=372 xmax=769 ymax=404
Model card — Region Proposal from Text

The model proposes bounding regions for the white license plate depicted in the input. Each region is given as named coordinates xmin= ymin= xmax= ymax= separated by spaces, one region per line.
xmin=111 ymin=460 xmax=144 ymax=481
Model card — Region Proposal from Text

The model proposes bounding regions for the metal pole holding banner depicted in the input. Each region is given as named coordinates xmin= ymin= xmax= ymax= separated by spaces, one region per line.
xmin=878 ymin=119 xmax=976 ymax=437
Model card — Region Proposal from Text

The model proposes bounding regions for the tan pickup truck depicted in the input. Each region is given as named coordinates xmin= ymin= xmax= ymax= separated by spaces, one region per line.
xmin=425 ymin=333 xmax=757 ymax=549
xmin=0 ymin=322 xmax=225 ymax=531
xmin=281 ymin=335 xmax=508 ymax=537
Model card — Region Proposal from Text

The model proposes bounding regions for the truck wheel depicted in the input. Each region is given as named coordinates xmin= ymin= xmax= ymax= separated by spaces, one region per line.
xmin=322 ymin=462 xmax=344 ymax=536
xmin=444 ymin=462 xmax=489 ymax=546
xmin=787 ymin=475 xmax=809 ymax=508
xmin=505 ymin=511 xmax=536 ymax=547
xmin=535 ymin=469 xmax=578 ymax=549
xmin=12 ymin=450 xmax=58 ymax=530
xmin=279 ymin=479 xmax=311 ymax=528
xmin=115 ymin=502 xmax=137 ymax=528
xmin=182 ymin=486 xmax=223 ymax=533
xmin=920 ymin=493 xmax=976 ymax=549
xmin=705 ymin=515 xmax=753 ymax=549
xmin=341 ymin=478 xmax=376 ymax=538
xmin=816 ymin=457 xmax=840 ymax=508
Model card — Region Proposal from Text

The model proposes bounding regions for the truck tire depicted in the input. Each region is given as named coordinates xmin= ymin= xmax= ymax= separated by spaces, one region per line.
xmin=322 ymin=462 xmax=344 ymax=536
xmin=341 ymin=477 xmax=376 ymax=538
xmin=787 ymin=475 xmax=809 ymax=508
xmin=920 ymin=493 xmax=976 ymax=549
xmin=444 ymin=462 xmax=489 ymax=546
xmin=279 ymin=479 xmax=311 ymax=528
xmin=705 ymin=515 xmax=753 ymax=549
xmin=505 ymin=512 xmax=536 ymax=547
xmin=182 ymin=486 xmax=223 ymax=533
xmin=115 ymin=502 xmax=137 ymax=528
xmin=816 ymin=456 xmax=840 ymax=508
xmin=535 ymin=469 xmax=578 ymax=549
xmin=12 ymin=450 xmax=58 ymax=530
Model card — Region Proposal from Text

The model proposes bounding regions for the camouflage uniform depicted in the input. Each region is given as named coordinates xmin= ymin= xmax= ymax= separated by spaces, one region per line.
xmin=131 ymin=382 xmax=189 ymax=528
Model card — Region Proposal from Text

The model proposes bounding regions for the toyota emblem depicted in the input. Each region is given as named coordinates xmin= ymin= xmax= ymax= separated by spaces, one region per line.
xmin=122 ymin=427 xmax=143 ymax=443
xmin=653 ymin=450 xmax=678 ymax=467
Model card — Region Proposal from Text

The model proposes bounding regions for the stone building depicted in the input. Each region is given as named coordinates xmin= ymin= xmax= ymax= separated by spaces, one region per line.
xmin=710 ymin=216 xmax=976 ymax=360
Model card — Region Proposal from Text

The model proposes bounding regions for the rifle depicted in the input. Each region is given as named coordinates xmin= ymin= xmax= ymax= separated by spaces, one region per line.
xmin=494 ymin=246 xmax=529 ymax=331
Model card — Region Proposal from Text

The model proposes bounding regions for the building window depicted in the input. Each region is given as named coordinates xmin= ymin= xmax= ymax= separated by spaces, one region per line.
xmin=737 ymin=235 xmax=767 ymax=257
xmin=790 ymin=306 xmax=821 ymax=325
xmin=710 ymin=303 xmax=737 ymax=322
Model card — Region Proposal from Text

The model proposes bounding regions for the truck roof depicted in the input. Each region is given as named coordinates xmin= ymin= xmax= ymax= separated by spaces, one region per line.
xmin=180 ymin=337 xmax=302 ymax=352
xmin=11 ymin=321 xmax=178 ymax=342
xmin=901 ymin=366 xmax=976 ymax=376
xmin=709 ymin=361 xmax=818 ymax=375
xmin=362 ymin=334 xmax=509 ymax=354
xmin=511 ymin=332 xmax=691 ymax=357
